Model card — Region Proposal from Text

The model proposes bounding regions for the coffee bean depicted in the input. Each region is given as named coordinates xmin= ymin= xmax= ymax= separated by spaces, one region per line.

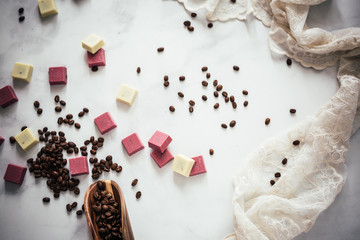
xmin=21 ymin=126 xmax=27 ymax=131
xmin=189 ymin=106 xmax=194 ymax=113
xmin=98 ymin=137 xmax=104 ymax=143
xmin=9 ymin=136 xmax=16 ymax=144
xmin=213 ymin=80 xmax=218 ymax=87
xmin=37 ymin=108 xmax=43 ymax=115
xmin=163 ymin=81 xmax=169 ymax=87
xmin=169 ymin=106 xmax=175 ymax=112
xmin=38 ymin=129 xmax=43 ymax=135
xmin=207 ymin=23 xmax=213 ymax=28
xmin=270 ymin=180 xmax=275 ymax=186
xmin=68 ymin=141 xmax=76 ymax=148
xmin=92 ymin=173 xmax=100 ymax=179
xmin=19 ymin=16 xmax=25 ymax=22
xmin=222 ymin=91 xmax=228 ymax=97
xmin=63 ymin=118 xmax=69 ymax=124
xmin=55 ymin=106 xmax=62 ymax=112
xmin=187 ymin=26 xmax=194 ymax=32
xmin=201 ymin=66 xmax=208 ymax=72
xmin=106 ymin=155 xmax=112 ymax=161
xmin=164 ymin=75 xmax=169 ymax=81
xmin=54 ymin=95 xmax=60 ymax=103
xmin=60 ymin=100 xmax=66 ymax=106
xmin=233 ymin=65 xmax=240 ymax=71
xmin=78 ymin=111 xmax=85 ymax=117
xmin=179 ymin=76 xmax=185 ymax=81
xmin=231 ymin=0 xmax=236 ymax=3
xmin=282 ymin=158 xmax=288 ymax=165
xmin=221 ymin=123 xmax=227 ymax=129
xmin=83 ymin=107 xmax=89 ymax=113
xmin=242 ymin=90 xmax=248 ymax=95
xmin=232 ymin=102 xmax=237 ymax=109
xmin=293 ymin=140 xmax=300 ymax=146
xmin=90 ymin=149 xmax=97 ymax=155
xmin=214 ymin=91 xmax=219 ymax=97
xmin=81 ymin=151 xmax=87 ymax=156
xmin=189 ymin=100 xmax=195 ymax=106
xmin=84 ymin=140 xmax=90 ymax=145
xmin=214 ymin=103 xmax=219 ymax=109
xmin=115 ymin=166 xmax=122 ymax=172
xmin=229 ymin=120 xmax=236 ymax=127
xmin=191 ymin=12 xmax=197 ymax=17
xmin=91 ymin=66 xmax=98 ymax=72
xmin=202 ymin=95 xmax=207 ymax=101
xmin=157 ymin=47 xmax=164 ymax=52
xmin=136 ymin=67 xmax=141 ymax=73
xmin=66 ymin=114 xmax=73 ymax=120
xmin=206 ymin=73 xmax=211 ymax=79
xmin=33 ymin=101 xmax=40 ymax=108
xmin=18 ymin=7 xmax=24 ymax=14
xmin=82 ymin=204 xmax=84 ymax=212
xmin=183 ymin=20 xmax=191 ymax=27
xmin=202 ymin=81 xmax=208 ymax=87
xmin=243 ymin=101 xmax=248 ymax=107
xmin=265 ymin=118 xmax=271 ymax=125
xmin=178 ymin=92 xmax=184 ymax=98
xmin=43 ymin=197 xmax=50 ymax=203
xmin=209 ymin=149 xmax=214 ymax=155
xmin=66 ymin=204 xmax=72 ymax=211
xmin=216 ymin=85 xmax=223 ymax=91
xmin=111 ymin=163 xmax=118 ymax=170
xmin=76 ymin=210 xmax=83 ymax=216
xmin=75 ymin=123 xmax=81 ymax=129
xmin=275 ymin=172 xmax=281 ymax=178
xmin=131 ymin=179 xmax=138 ymax=186
xmin=290 ymin=109 xmax=296 ymax=114
xmin=57 ymin=117 xmax=63 ymax=125
xmin=54 ymin=193 xmax=60 ymax=198
xmin=74 ymin=187 xmax=80 ymax=195
xmin=26 ymin=158 xmax=33 ymax=164
xmin=69 ymin=120 xmax=75 ymax=126
xmin=136 ymin=191 xmax=142 ymax=199
xmin=286 ymin=58 xmax=292 ymax=66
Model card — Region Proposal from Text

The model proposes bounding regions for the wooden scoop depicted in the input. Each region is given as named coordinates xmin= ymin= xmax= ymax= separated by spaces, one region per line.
xmin=84 ymin=180 xmax=135 ymax=240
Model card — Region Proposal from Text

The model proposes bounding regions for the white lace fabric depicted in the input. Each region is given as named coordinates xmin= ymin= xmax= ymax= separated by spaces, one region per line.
xmin=177 ymin=0 xmax=360 ymax=239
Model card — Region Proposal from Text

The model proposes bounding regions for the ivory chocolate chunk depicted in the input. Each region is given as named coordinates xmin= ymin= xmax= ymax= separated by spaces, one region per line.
xmin=15 ymin=128 xmax=39 ymax=151
xmin=87 ymin=48 xmax=106 ymax=67
xmin=148 ymin=130 xmax=172 ymax=153
xmin=190 ymin=155 xmax=207 ymax=176
xmin=150 ymin=149 xmax=174 ymax=168
xmin=69 ymin=156 xmax=89 ymax=176
xmin=4 ymin=164 xmax=27 ymax=185
xmin=172 ymin=154 xmax=195 ymax=177
xmin=12 ymin=62 xmax=33 ymax=82
xmin=116 ymin=84 xmax=138 ymax=106
xmin=82 ymin=34 xmax=105 ymax=54
xmin=49 ymin=66 xmax=67 ymax=85
xmin=0 ymin=85 xmax=18 ymax=108
xmin=37 ymin=0 xmax=58 ymax=18
xmin=121 ymin=133 xmax=144 ymax=156
xmin=0 ymin=136 xmax=4 ymax=146
xmin=94 ymin=112 xmax=117 ymax=135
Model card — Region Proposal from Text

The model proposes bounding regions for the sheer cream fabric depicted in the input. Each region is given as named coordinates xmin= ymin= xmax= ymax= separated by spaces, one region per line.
xmin=177 ymin=0 xmax=360 ymax=239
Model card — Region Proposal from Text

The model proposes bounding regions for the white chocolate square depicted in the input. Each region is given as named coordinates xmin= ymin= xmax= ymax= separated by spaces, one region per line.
xmin=82 ymin=34 xmax=105 ymax=54
xmin=38 ymin=0 xmax=58 ymax=18
xmin=116 ymin=84 xmax=138 ymax=106
xmin=172 ymin=154 xmax=195 ymax=177
xmin=12 ymin=62 xmax=33 ymax=83
xmin=15 ymin=128 xmax=39 ymax=151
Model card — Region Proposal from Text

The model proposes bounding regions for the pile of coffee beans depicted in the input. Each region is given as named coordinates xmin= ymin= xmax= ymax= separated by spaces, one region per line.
xmin=89 ymin=155 xmax=122 ymax=180
xmin=81 ymin=136 xmax=105 ymax=156
xmin=92 ymin=181 xmax=124 ymax=240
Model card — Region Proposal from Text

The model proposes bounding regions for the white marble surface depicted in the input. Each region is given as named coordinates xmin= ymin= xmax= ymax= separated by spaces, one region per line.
xmin=0 ymin=0 xmax=359 ymax=239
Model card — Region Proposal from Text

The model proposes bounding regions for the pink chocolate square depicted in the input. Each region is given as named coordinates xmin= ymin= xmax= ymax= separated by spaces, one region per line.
xmin=148 ymin=130 xmax=172 ymax=153
xmin=0 ymin=136 xmax=4 ymax=146
xmin=150 ymin=149 xmax=174 ymax=168
xmin=122 ymin=133 xmax=144 ymax=156
xmin=69 ymin=156 xmax=89 ymax=176
xmin=190 ymin=155 xmax=207 ymax=176
xmin=87 ymin=48 xmax=106 ymax=67
xmin=4 ymin=163 xmax=27 ymax=185
xmin=0 ymin=85 xmax=18 ymax=108
xmin=49 ymin=67 xmax=67 ymax=85
xmin=94 ymin=112 xmax=117 ymax=135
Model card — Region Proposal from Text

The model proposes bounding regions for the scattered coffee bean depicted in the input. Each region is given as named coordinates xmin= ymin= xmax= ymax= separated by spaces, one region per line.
xmin=275 ymin=172 xmax=281 ymax=178
xmin=78 ymin=111 xmax=85 ymax=117
xmin=54 ymin=95 xmax=60 ymax=103
xmin=206 ymin=73 xmax=211 ymax=79
xmin=106 ymin=155 xmax=112 ymax=161
xmin=83 ymin=107 xmax=89 ymax=113
xmin=286 ymin=58 xmax=292 ymax=66
xmin=18 ymin=7 xmax=24 ymax=14
xmin=60 ymin=100 xmax=66 ymax=106
xmin=43 ymin=127 xmax=48 ymax=132
xmin=207 ymin=23 xmax=213 ymax=28
xmin=222 ymin=91 xmax=228 ymax=97
xmin=282 ymin=158 xmax=288 ymax=165
xmin=21 ymin=126 xmax=27 ymax=131
xmin=265 ymin=118 xmax=271 ymax=125
xmin=183 ymin=20 xmax=191 ymax=27
xmin=131 ymin=179 xmax=138 ymax=186
xmin=136 ymin=191 xmax=142 ymax=199
xmin=71 ymin=202 xmax=78 ymax=208
xmin=201 ymin=66 xmax=208 ymax=72
xmin=209 ymin=149 xmax=214 ymax=155
xmin=157 ymin=47 xmax=164 ymax=52
xmin=233 ymin=65 xmax=240 ymax=71
xmin=75 ymin=123 xmax=81 ymax=129
xmin=178 ymin=92 xmax=184 ymax=98
xmin=270 ymin=180 xmax=275 ymax=186
xmin=66 ymin=204 xmax=72 ymax=211
xmin=232 ymin=102 xmax=237 ymax=109
xmin=43 ymin=197 xmax=50 ymax=203
xmin=76 ymin=210 xmax=83 ymax=216
xmin=69 ymin=120 xmax=75 ymax=125
xmin=191 ymin=12 xmax=197 ymax=17
xmin=26 ymin=158 xmax=33 ymax=164
xmin=221 ymin=123 xmax=227 ymax=129
xmin=169 ymin=106 xmax=175 ymax=112
xmin=164 ymin=75 xmax=169 ymax=81
xmin=19 ymin=16 xmax=25 ymax=22
xmin=55 ymin=106 xmax=62 ymax=112
xmin=54 ymin=193 xmax=60 ymax=198
xmin=189 ymin=100 xmax=195 ymax=106
xmin=90 ymin=149 xmax=97 ymax=155
xmin=231 ymin=0 xmax=236 ymax=3
xmin=202 ymin=81 xmax=208 ymax=87
xmin=202 ymin=95 xmax=207 ymax=101
xmin=229 ymin=120 xmax=236 ymax=127
xmin=179 ymin=76 xmax=185 ymax=81
xmin=37 ymin=108 xmax=43 ymax=115
xmin=189 ymin=106 xmax=194 ymax=113
xmin=57 ymin=117 xmax=63 ymax=125
xmin=74 ymin=187 xmax=80 ymax=195
xmin=10 ymin=136 xmax=16 ymax=144
xmin=213 ymin=80 xmax=218 ymax=86
xmin=66 ymin=114 xmax=73 ymax=120
xmin=214 ymin=103 xmax=219 ymax=109
xmin=115 ymin=166 xmax=123 ymax=172
xmin=136 ymin=67 xmax=141 ymax=73
xmin=293 ymin=140 xmax=300 ymax=146
xmin=187 ymin=26 xmax=194 ymax=32
xmin=242 ymin=90 xmax=248 ymax=95
xmin=91 ymin=66 xmax=98 ymax=72
xmin=163 ymin=81 xmax=169 ymax=87
xmin=225 ymin=97 xmax=229 ymax=103
xmin=81 ymin=151 xmax=87 ymax=156
xmin=214 ymin=91 xmax=219 ymax=97
xmin=290 ymin=109 xmax=296 ymax=114
xmin=216 ymin=85 xmax=223 ymax=91
xmin=243 ymin=101 xmax=248 ymax=107
xmin=33 ymin=101 xmax=40 ymax=108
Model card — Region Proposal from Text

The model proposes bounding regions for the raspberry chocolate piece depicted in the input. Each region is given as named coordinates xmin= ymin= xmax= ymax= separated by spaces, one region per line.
xmin=94 ymin=112 xmax=117 ymax=135
xmin=150 ymin=149 xmax=174 ymax=168
xmin=49 ymin=67 xmax=67 ymax=85
xmin=121 ymin=133 xmax=145 ymax=156
xmin=69 ymin=156 xmax=89 ymax=176
xmin=148 ymin=130 xmax=172 ymax=153
xmin=4 ymin=163 xmax=27 ymax=185
xmin=0 ymin=85 xmax=18 ymax=108
xmin=87 ymin=48 xmax=106 ymax=67
xmin=190 ymin=155 xmax=207 ymax=176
